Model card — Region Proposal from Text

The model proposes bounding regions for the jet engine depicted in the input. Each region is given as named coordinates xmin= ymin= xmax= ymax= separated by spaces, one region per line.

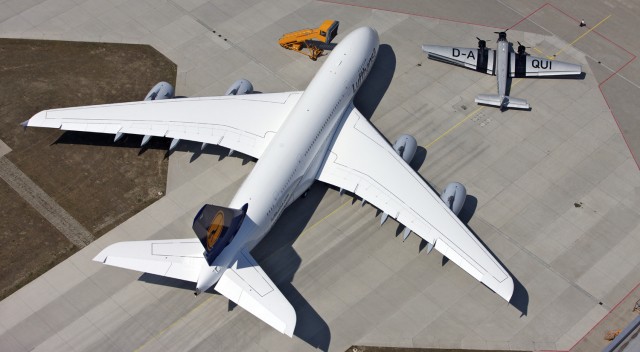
xmin=144 ymin=81 xmax=175 ymax=101
xmin=440 ymin=182 xmax=467 ymax=216
xmin=225 ymin=79 xmax=254 ymax=96
xmin=393 ymin=134 xmax=417 ymax=163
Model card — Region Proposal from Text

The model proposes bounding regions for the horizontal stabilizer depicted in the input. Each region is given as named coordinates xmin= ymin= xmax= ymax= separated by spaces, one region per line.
xmin=504 ymin=96 xmax=530 ymax=109
xmin=475 ymin=94 xmax=529 ymax=110
xmin=93 ymin=239 xmax=205 ymax=282
xmin=215 ymin=249 xmax=296 ymax=337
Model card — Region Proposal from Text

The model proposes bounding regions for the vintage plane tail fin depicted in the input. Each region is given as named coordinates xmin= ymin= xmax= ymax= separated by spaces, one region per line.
xmin=192 ymin=203 xmax=248 ymax=265
xmin=475 ymin=94 xmax=530 ymax=110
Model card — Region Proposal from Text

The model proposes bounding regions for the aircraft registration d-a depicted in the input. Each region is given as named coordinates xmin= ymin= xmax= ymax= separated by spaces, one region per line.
xmin=423 ymin=31 xmax=583 ymax=110
xmin=23 ymin=27 xmax=513 ymax=337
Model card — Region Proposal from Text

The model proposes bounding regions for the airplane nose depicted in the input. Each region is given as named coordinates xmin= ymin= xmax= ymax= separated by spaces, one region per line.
xmin=348 ymin=26 xmax=378 ymax=43
xmin=361 ymin=27 xmax=378 ymax=40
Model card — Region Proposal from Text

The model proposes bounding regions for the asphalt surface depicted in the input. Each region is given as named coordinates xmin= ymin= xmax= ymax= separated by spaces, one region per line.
xmin=1 ymin=1 xmax=640 ymax=351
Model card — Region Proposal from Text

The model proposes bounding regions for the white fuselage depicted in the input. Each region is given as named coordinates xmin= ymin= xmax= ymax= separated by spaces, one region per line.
xmin=196 ymin=27 xmax=380 ymax=291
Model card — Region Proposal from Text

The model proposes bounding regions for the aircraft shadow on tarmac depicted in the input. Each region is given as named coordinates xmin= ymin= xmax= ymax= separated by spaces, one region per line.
xmin=354 ymin=44 xmax=395 ymax=120
xmin=462 ymin=202 xmax=529 ymax=316
xmin=53 ymin=130 xmax=258 ymax=164
xmin=253 ymin=183 xmax=332 ymax=350
xmin=137 ymin=183 xmax=332 ymax=350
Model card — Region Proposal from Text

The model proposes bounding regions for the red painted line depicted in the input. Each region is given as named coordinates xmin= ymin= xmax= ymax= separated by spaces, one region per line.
xmin=599 ymin=55 xmax=637 ymax=87
xmin=598 ymin=68 xmax=640 ymax=172
xmin=565 ymin=281 xmax=640 ymax=351
xmin=545 ymin=2 xmax=580 ymax=22
xmin=312 ymin=5 xmax=640 ymax=347
xmin=506 ymin=2 xmax=548 ymax=31
xmin=545 ymin=3 xmax=636 ymax=58
xmin=317 ymin=0 xmax=506 ymax=29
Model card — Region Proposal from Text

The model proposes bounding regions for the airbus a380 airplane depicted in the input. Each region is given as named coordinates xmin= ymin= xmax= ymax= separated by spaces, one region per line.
xmin=23 ymin=27 xmax=514 ymax=336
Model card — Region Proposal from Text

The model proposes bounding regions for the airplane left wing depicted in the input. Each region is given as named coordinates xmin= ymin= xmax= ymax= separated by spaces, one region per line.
xmin=23 ymin=92 xmax=303 ymax=159
xmin=93 ymin=239 xmax=205 ymax=282
xmin=422 ymin=45 xmax=495 ymax=75
xmin=317 ymin=105 xmax=514 ymax=301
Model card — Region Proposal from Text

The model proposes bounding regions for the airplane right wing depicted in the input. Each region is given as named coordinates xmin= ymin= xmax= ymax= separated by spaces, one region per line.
xmin=422 ymin=45 xmax=495 ymax=75
xmin=316 ymin=104 xmax=514 ymax=301
xmin=23 ymin=92 xmax=303 ymax=159
xmin=509 ymin=53 xmax=582 ymax=77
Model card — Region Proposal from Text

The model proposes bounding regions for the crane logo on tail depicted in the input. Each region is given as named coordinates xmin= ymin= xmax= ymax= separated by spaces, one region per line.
xmin=206 ymin=211 xmax=225 ymax=250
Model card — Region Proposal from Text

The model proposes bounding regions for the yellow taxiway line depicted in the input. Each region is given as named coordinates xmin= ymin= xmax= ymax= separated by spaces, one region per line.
xmin=299 ymin=198 xmax=351 ymax=237
xmin=290 ymin=14 xmax=613 ymax=247
xmin=133 ymin=16 xmax=613 ymax=348
xmin=424 ymin=105 xmax=485 ymax=149
xmin=136 ymin=74 xmax=529 ymax=350
xmin=424 ymin=78 xmax=524 ymax=149
xmin=134 ymin=296 xmax=215 ymax=351
xmin=548 ymin=14 xmax=611 ymax=59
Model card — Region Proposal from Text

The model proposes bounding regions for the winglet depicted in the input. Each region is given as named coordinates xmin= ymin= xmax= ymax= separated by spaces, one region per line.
xmin=20 ymin=120 xmax=28 ymax=130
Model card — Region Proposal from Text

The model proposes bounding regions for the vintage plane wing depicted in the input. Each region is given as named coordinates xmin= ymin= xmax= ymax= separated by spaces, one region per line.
xmin=422 ymin=45 xmax=495 ymax=75
xmin=94 ymin=241 xmax=296 ymax=336
xmin=316 ymin=105 xmax=514 ymax=301
xmin=23 ymin=92 xmax=303 ymax=159
xmin=509 ymin=53 xmax=582 ymax=77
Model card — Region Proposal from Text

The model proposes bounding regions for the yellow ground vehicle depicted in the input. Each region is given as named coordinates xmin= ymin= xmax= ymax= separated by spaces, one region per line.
xmin=278 ymin=20 xmax=339 ymax=60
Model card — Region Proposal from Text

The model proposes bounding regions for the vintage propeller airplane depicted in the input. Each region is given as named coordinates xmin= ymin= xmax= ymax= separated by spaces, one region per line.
xmin=423 ymin=31 xmax=583 ymax=110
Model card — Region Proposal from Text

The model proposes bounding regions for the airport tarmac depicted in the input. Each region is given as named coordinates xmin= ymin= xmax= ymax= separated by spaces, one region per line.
xmin=1 ymin=0 xmax=640 ymax=351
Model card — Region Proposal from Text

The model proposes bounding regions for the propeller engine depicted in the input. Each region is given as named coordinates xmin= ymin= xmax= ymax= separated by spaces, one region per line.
xmin=517 ymin=41 xmax=530 ymax=56
xmin=476 ymin=37 xmax=489 ymax=50
xmin=494 ymin=31 xmax=508 ymax=41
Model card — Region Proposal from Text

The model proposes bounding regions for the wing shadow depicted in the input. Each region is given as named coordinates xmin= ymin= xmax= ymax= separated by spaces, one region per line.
xmin=251 ymin=183 xmax=331 ymax=350
xmin=53 ymin=131 xmax=255 ymax=164
xmin=457 ymin=195 xmax=478 ymax=225
xmin=135 ymin=183 xmax=332 ymax=350
xmin=410 ymin=146 xmax=427 ymax=171
xmin=465 ymin=223 xmax=529 ymax=316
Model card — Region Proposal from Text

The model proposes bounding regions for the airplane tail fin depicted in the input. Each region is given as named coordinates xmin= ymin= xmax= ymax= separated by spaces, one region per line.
xmin=192 ymin=203 xmax=248 ymax=265
xmin=475 ymin=94 xmax=530 ymax=110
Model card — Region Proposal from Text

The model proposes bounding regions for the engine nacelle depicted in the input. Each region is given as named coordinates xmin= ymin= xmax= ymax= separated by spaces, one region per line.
xmin=393 ymin=134 xmax=417 ymax=163
xmin=144 ymin=81 xmax=175 ymax=101
xmin=225 ymin=79 xmax=254 ymax=96
xmin=440 ymin=182 xmax=467 ymax=216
